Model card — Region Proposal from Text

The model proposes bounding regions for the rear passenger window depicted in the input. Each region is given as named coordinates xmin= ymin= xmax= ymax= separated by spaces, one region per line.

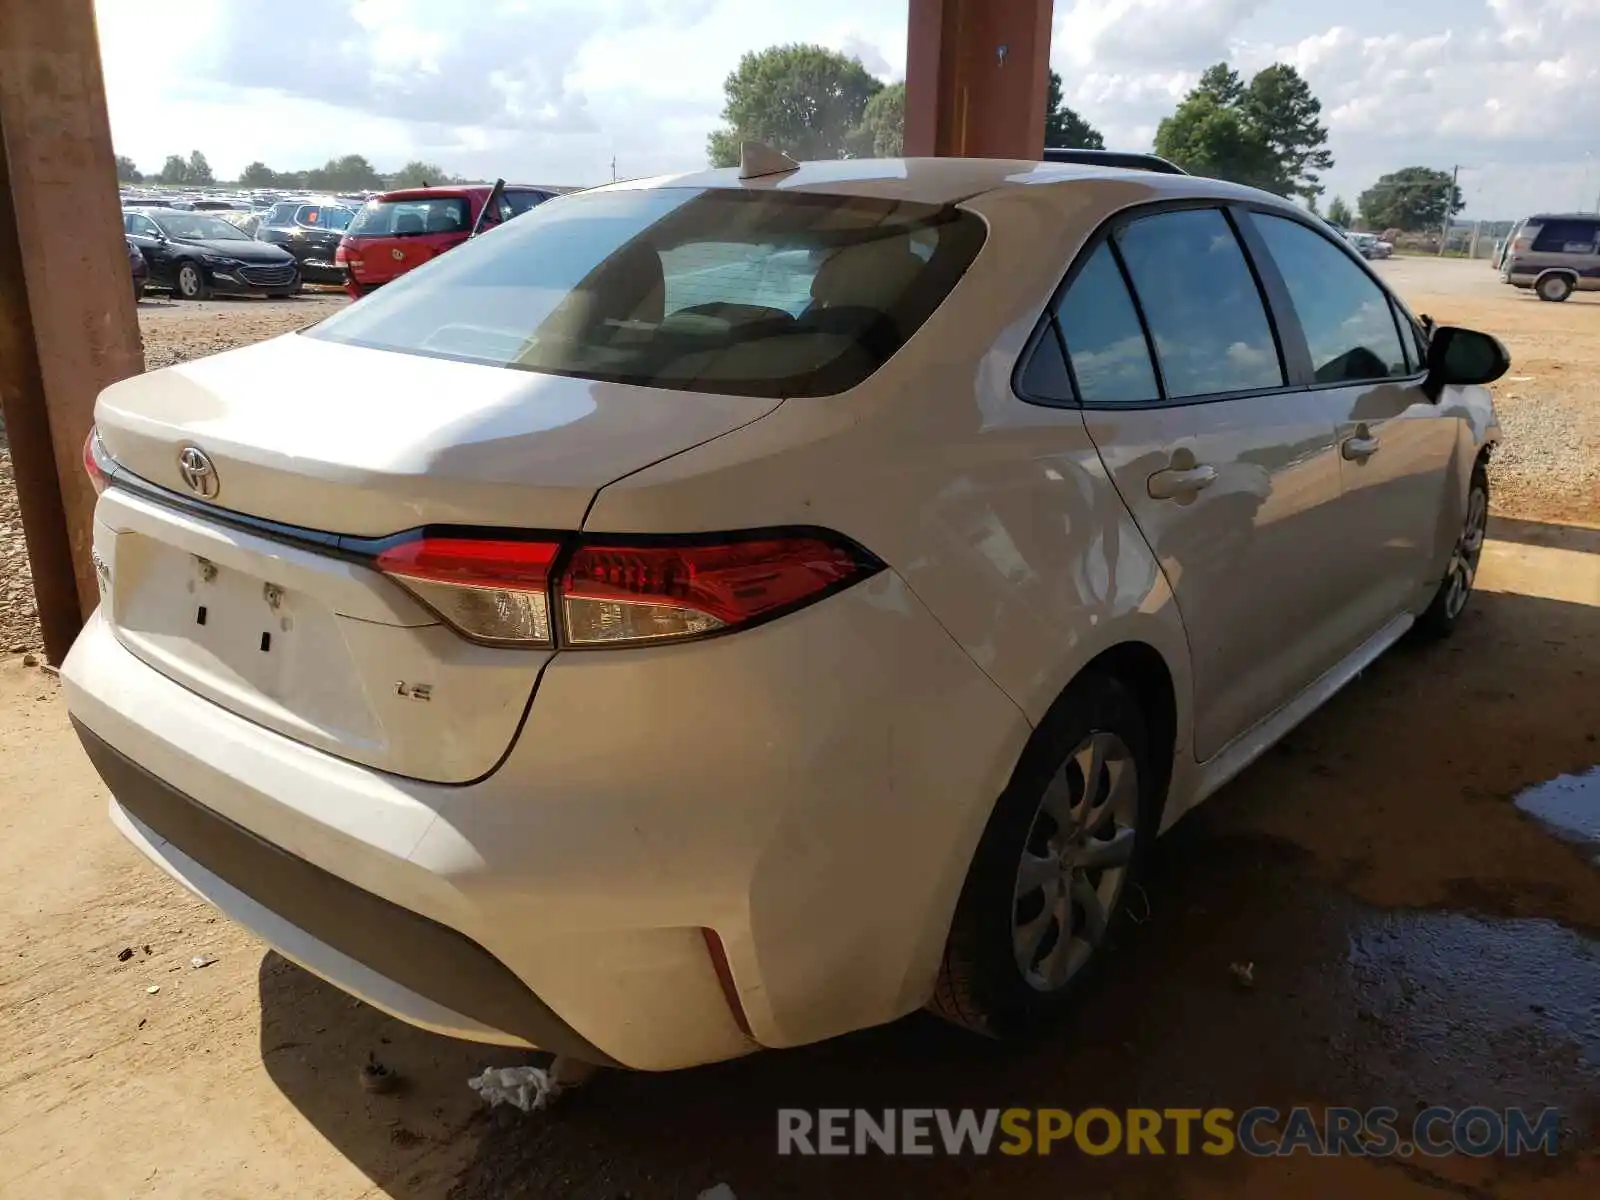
xmin=1114 ymin=209 xmax=1283 ymax=398
xmin=1253 ymin=214 xmax=1409 ymax=383
xmin=1531 ymin=219 xmax=1598 ymax=253
xmin=1053 ymin=243 xmax=1158 ymax=404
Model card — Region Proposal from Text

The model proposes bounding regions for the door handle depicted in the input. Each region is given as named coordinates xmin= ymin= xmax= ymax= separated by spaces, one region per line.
xmin=1147 ymin=463 xmax=1218 ymax=501
xmin=1341 ymin=428 xmax=1381 ymax=461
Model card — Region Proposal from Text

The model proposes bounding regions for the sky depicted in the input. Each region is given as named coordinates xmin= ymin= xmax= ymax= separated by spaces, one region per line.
xmin=94 ymin=0 xmax=1600 ymax=219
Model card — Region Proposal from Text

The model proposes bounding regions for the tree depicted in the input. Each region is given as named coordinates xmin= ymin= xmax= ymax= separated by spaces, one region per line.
xmin=239 ymin=161 xmax=276 ymax=187
xmin=1241 ymin=64 xmax=1332 ymax=202
xmin=1154 ymin=94 xmax=1276 ymax=189
xmin=851 ymin=81 xmax=904 ymax=156
xmin=1044 ymin=70 xmax=1103 ymax=149
xmin=1155 ymin=61 xmax=1333 ymax=198
xmin=114 ymin=155 xmax=143 ymax=183
xmin=1195 ymin=62 xmax=1245 ymax=108
xmin=707 ymin=44 xmax=883 ymax=166
xmin=1326 ymin=195 xmax=1353 ymax=227
xmin=1357 ymin=167 xmax=1464 ymax=232
xmin=186 ymin=150 xmax=215 ymax=186
xmin=391 ymin=160 xmax=448 ymax=189
xmin=156 ymin=154 xmax=189 ymax=184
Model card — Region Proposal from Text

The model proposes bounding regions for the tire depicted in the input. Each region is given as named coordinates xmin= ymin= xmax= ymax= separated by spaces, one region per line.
xmin=1536 ymin=274 xmax=1573 ymax=302
xmin=929 ymin=672 xmax=1158 ymax=1038
xmin=133 ymin=281 xmax=146 ymax=302
xmin=173 ymin=261 xmax=210 ymax=301
xmin=1414 ymin=459 xmax=1489 ymax=640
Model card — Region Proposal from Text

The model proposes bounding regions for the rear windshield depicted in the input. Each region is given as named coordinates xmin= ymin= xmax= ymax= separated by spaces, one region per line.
xmin=298 ymin=204 xmax=354 ymax=231
xmin=349 ymin=196 xmax=469 ymax=238
xmin=306 ymin=187 xmax=987 ymax=398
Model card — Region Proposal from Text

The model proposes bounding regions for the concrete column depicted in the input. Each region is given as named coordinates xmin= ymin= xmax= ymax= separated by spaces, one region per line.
xmin=904 ymin=0 xmax=1054 ymax=160
xmin=0 ymin=0 xmax=142 ymax=661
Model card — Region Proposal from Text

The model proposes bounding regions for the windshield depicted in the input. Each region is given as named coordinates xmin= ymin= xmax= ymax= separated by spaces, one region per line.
xmin=155 ymin=213 xmax=251 ymax=241
xmin=298 ymin=205 xmax=354 ymax=231
xmin=348 ymin=196 xmax=469 ymax=238
xmin=306 ymin=187 xmax=986 ymax=399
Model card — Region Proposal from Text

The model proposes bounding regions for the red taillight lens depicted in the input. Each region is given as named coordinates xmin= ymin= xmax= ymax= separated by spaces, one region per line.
xmin=83 ymin=427 xmax=110 ymax=495
xmin=559 ymin=535 xmax=876 ymax=647
xmin=376 ymin=537 xmax=560 ymax=647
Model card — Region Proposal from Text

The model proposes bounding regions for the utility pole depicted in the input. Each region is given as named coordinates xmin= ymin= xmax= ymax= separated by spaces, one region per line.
xmin=1438 ymin=164 xmax=1460 ymax=256
xmin=611 ymin=153 xmax=617 ymax=183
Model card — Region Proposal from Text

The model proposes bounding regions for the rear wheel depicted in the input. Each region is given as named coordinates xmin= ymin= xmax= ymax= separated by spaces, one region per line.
xmin=173 ymin=261 xmax=209 ymax=301
xmin=1536 ymin=274 xmax=1574 ymax=302
xmin=930 ymin=673 xmax=1157 ymax=1037
xmin=1415 ymin=460 xmax=1489 ymax=639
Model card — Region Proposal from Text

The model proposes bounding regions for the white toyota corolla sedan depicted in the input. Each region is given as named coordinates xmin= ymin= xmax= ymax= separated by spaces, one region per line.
xmin=64 ymin=154 xmax=1506 ymax=1071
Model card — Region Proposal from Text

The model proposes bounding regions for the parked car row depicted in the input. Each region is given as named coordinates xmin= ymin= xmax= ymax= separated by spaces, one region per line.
xmin=122 ymin=181 xmax=567 ymax=301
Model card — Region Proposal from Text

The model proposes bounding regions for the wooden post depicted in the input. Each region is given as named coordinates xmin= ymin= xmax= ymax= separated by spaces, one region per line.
xmin=905 ymin=0 xmax=1054 ymax=160
xmin=0 ymin=0 xmax=142 ymax=661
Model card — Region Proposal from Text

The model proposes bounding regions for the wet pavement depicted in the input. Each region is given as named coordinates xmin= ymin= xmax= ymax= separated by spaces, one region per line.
xmin=248 ymin=519 xmax=1600 ymax=1199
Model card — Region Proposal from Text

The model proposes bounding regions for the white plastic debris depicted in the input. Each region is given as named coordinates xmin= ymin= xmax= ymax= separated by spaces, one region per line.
xmin=190 ymin=955 xmax=217 ymax=969
xmin=145 ymin=985 xmax=160 ymax=994
xmin=468 ymin=1065 xmax=564 ymax=1113
xmin=698 ymin=1186 xmax=738 ymax=1200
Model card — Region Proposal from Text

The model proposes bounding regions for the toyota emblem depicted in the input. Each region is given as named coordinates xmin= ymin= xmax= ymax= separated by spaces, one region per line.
xmin=177 ymin=445 xmax=219 ymax=499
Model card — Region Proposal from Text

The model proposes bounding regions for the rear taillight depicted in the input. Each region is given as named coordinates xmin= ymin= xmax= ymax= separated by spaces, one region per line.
xmin=372 ymin=530 xmax=879 ymax=650
xmin=376 ymin=536 xmax=560 ymax=648
xmin=1511 ymin=237 xmax=1532 ymax=253
xmin=83 ymin=427 xmax=110 ymax=495
xmin=559 ymin=535 xmax=875 ymax=646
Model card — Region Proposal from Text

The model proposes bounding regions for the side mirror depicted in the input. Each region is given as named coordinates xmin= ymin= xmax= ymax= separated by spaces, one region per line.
xmin=1423 ymin=325 xmax=1509 ymax=400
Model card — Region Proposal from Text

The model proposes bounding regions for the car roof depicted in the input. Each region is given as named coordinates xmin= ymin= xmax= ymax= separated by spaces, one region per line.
xmin=588 ymin=156 xmax=1280 ymax=207
xmin=1523 ymin=212 xmax=1599 ymax=222
xmin=371 ymin=184 xmax=549 ymax=202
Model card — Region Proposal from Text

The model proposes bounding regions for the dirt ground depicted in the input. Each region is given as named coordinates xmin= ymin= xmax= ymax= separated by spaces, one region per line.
xmin=0 ymin=262 xmax=1598 ymax=1199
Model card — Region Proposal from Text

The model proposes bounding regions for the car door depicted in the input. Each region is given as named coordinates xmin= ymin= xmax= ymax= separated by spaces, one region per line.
xmin=1054 ymin=206 xmax=1347 ymax=761
xmin=126 ymin=214 xmax=170 ymax=284
xmin=1244 ymin=211 xmax=1458 ymax=645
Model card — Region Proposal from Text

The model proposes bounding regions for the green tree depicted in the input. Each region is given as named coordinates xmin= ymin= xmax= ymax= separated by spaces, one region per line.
xmin=851 ymin=81 xmax=904 ymax=156
xmin=391 ymin=160 xmax=448 ymax=189
xmin=113 ymin=155 xmax=143 ymax=183
xmin=239 ymin=161 xmax=276 ymax=187
xmin=156 ymin=154 xmax=188 ymax=184
xmin=1195 ymin=62 xmax=1245 ymax=108
xmin=1155 ymin=61 xmax=1333 ymax=198
xmin=1044 ymin=70 xmax=1103 ymax=149
xmin=1326 ymin=195 xmax=1354 ymax=226
xmin=1241 ymin=64 xmax=1332 ymax=202
xmin=1154 ymin=94 xmax=1275 ymax=189
xmin=1357 ymin=167 xmax=1464 ymax=232
xmin=706 ymin=44 xmax=883 ymax=166
xmin=186 ymin=150 xmax=215 ymax=185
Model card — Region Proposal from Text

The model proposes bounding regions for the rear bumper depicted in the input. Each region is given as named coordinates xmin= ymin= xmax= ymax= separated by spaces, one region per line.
xmin=75 ymin=717 xmax=616 ymax=1062
xmin=63 ymin=574 xmax=1028 ymax=1069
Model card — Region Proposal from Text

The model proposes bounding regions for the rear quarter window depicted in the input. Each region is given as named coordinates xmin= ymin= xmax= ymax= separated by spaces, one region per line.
xmin=1531 ymin=219 xmax=1599 ymax=253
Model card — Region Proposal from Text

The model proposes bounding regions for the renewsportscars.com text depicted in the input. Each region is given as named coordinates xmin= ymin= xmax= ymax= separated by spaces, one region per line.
xmin=776 ymin=1106 xmax=1561 ymax=1158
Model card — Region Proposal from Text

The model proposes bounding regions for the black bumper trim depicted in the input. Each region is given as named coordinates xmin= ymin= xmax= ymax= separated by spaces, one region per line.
xmin=72 ymin=717 xmax=618 ymax=1066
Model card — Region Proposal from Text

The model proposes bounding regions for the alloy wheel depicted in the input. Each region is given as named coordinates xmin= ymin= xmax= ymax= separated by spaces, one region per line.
xmin=1443 ymin=483 xmax=1488 ymax=620
xmin=1012 ymin=730 xmax=1139 ymax=993
xmin=178 ymin=265 xmax=201 ymax=298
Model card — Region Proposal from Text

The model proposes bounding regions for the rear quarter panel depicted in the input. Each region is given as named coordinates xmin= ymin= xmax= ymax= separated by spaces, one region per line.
xmin=583 ymin=179 xmax=1198 ymax=801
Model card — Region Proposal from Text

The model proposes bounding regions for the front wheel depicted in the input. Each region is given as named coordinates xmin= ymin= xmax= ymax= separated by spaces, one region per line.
xmin=173 ymin=261 xmax=209 ymax=301
xmin=930 ymin=673 xmax=1157 ymax=1038
xmin=1415 ymin=461 xmax=1489 ymax=639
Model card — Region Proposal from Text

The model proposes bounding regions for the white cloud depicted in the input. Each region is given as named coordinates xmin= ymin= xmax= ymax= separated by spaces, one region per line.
xmin=94 ymin=0 xmax=1600 ymax=216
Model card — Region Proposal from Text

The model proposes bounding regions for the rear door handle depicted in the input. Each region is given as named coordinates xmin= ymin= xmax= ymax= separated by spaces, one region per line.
xmin=1147 ymin=464 xmax=1218 ymax=501
xmin=1342 ymin=433 xmax=1381 ymax=461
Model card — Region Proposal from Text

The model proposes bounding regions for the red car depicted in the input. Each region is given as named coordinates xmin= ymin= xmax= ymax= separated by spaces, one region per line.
xmin=336 ymin=182 xmax=558 ymax=297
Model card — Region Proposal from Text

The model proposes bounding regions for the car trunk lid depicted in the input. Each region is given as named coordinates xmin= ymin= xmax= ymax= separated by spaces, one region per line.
xmin=91 ymin=333 xmax=780 ymax=781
